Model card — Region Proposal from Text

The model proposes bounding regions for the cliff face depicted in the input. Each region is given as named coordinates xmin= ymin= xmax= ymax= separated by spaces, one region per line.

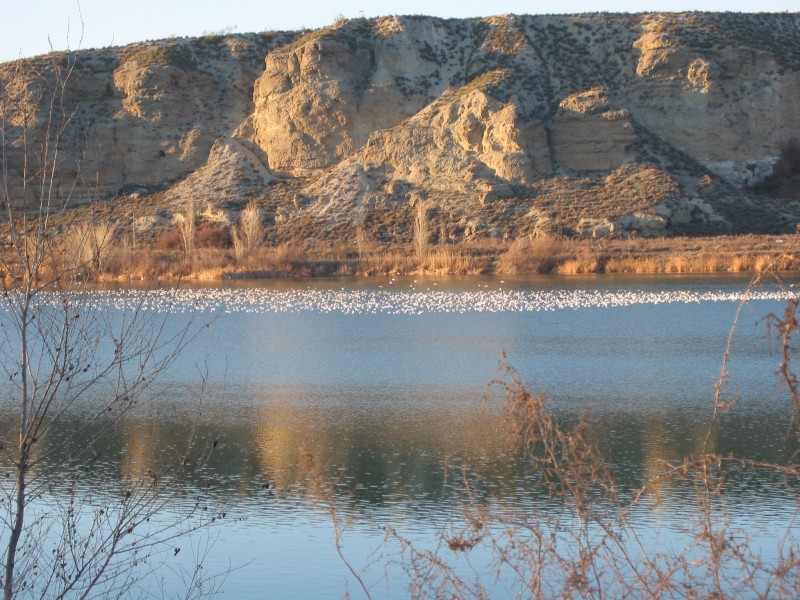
xmin=0 ymin=32 xmax=296 ymax=206
xmin=2 ymin=12 xmax=800 ymax=241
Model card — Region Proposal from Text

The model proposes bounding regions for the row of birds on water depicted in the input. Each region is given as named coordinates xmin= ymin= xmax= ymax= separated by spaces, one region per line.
xmin=17 ymin=284 xmax=798 ymax=315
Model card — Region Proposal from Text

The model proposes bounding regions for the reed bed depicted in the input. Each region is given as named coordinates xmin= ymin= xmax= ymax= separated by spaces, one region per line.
xmin=5 ymin=234 xmax=800 ymax=283
xmin=601 ymin=251 xmax=799 ymax=274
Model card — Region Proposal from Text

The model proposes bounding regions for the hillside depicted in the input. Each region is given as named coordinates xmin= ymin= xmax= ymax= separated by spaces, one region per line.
xmin=2 ymin=12 xmax=800 ymax=245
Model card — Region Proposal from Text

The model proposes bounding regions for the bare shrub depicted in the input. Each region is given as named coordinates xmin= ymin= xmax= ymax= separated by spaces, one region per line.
xmin=772 ymin=138 xmax=800 ymax=181
xmin=752 ymin=138 xmax=800 ymax=199
xmin=354 ymin=211 xmax=376 ymax=261
xmin=231 ymin=230 xmax=244 ymax=262
xmin=60 ymin=220 xmax=118 ymax=277
xmin=238 ymin=243 xmax=310 ymax=275
xmin=314 ymin=275 xmax=800 ymax=598
xmin=154 ymin=229 xmax=183 ymax=251
xmin=372 ymin=320 xmax=800 ymax=597
xmin=497 ymin=236 xmax=562 ymax=274
xmin=102 ymin=245 xmax=152 ymax=280
xmin=270 ymin=243 xmax=308 ymax=273
xmin=196 ymin=224 xmax=232 ymax=249
xmin=556 ymin=245 xmax=602 ymax=274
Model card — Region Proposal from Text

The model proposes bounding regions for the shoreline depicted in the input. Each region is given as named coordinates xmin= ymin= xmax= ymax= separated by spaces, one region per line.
xmin=4 ymin=233 xmax=800 ymax=285
xmin=96 ymin=233 xmax=800 ymax=283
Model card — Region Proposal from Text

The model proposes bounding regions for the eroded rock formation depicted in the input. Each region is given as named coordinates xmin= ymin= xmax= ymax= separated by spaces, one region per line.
xmin=2 ymin=12 xmax=800 ymax=240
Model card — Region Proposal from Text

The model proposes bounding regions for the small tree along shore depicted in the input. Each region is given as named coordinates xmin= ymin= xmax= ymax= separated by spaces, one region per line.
xmin=1 ymin=50 xmax=223 ymax=600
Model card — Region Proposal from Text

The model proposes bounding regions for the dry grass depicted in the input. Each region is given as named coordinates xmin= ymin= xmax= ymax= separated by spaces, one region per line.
xmin=555 ymin=243 xmax=603 ymax=274
xmin=556 ymin=257 xmax=599 ymax=274
xmin=7 ymin=233 xmax=800 ymax=283
xmin=231 ymin=244 xmax=312 ymax=276
xmin=353 ymin=243 xmax=492 ymax=276
xmin=357 ymin=250 xmax=416 ymax=276
xmin=550 ymin=235 xmax=800 ymax=275
xmin=600 ymin=249 xmax=800 ymax=275
xmin=421 ymin=249 xmax=490 ymax=275
xmin=603 ymin=255 xmax=659 ymax=273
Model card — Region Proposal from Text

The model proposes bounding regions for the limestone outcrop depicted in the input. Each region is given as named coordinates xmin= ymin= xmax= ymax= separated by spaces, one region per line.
xmin=0 ymin=32 xmax=295 ymax=208
xmin=551 ymin=89 xmax=636 ymax=171
xmin=628 ymin=14 xmax=800 ymax=186
xmin=2 ymin=12 xmax=800 ymax=240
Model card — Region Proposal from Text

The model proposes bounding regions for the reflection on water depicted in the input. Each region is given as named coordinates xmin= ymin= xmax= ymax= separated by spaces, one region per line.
xmin=1 ymin=275 xmax=799 ymax=597
xmin=3 ymin=386 xmax=791 ymax=511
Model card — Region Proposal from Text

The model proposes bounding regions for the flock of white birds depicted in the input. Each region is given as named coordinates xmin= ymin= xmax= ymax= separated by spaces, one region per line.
xmin=28 ymin=283 xmax=797 ymax=315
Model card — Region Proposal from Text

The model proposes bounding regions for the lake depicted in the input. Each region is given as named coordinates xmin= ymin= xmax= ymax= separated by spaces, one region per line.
xmin=2 ymin=273 xmax=800 ymax=598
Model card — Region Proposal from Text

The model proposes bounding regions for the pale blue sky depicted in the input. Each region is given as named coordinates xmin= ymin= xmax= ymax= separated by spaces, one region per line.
xmin=4 ymin=0 xmax=798 ymax=62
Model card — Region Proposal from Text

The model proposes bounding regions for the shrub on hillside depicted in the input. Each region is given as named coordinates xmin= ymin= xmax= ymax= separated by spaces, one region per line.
xmin=752 ymin=138 xmax=800 ymax=200
xmin=196 ymin=225 xmax=232 ymax=249
xmin=497 ymin=236 xmax=562 ymax=274
xmin=154 ymin=229 xmax=182 ymax=251
xmin=154 ymin=225 xmax=232 ymax=251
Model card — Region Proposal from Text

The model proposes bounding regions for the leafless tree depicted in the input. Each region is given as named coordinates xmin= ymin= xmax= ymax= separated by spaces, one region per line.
xmin=175 ymin=199 xmax=196 ymax=263
xmin=1 ymin=48 xmax=221 ymax=600
xmin=61 ymin=220 xmax=117 ymax=279
xmin=354 ymin=209 xmax=372 ymax=261
xmin=411 ymin=193 xmax=429 ymax=263
xmin=231 ymin=200 xmax=263 ymax=262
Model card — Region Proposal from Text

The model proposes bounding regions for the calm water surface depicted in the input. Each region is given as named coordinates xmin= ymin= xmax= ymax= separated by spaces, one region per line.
xmin=2 ymin=274 xmax=800 ymax=597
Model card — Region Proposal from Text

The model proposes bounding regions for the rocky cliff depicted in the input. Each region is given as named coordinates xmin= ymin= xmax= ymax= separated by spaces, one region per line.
xmin=2 ymin=12 xmax=800 ymax=242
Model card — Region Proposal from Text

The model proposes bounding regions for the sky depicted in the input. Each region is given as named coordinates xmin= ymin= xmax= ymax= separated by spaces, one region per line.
xmin=3 ymin=0 xmax=798 ymax=63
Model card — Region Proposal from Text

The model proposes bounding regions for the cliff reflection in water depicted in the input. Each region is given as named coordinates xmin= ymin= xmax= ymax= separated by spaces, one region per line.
xmin=2 ymin=278 xmax=799 ymax=597
xmin=0 ymin=379 xmax=794 ymax=518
